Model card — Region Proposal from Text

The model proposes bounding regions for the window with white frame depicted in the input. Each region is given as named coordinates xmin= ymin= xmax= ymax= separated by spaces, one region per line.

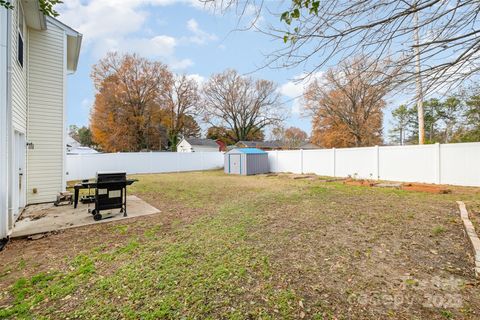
xmin=17 ymin=2 xmax=24 ymax=67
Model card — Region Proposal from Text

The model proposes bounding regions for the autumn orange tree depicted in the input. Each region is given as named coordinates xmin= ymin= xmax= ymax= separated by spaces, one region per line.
xmin=305 ymin=58 xmax=399 ymax=148
xmin=90 ymin=53 xmax=172 ymax=152
xmin=284 ymin=127 xmax=307 ymax=148
xmin=271 ymin=126 xmax=308 ymax=148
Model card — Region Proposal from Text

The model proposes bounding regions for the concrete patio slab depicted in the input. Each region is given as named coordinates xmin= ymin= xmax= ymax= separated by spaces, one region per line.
xmin=11 ymin=195 xmax=160 ymax=238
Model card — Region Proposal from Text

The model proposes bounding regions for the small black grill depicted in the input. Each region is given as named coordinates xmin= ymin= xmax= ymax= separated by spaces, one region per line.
xmin=73 ymin=172 xmax=137 ymax=221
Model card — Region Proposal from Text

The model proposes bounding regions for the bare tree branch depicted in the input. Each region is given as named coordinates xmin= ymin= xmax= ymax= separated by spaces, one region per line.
xmin=202 ymin=69 xmax=285 ymax=142
xmin=204 ymin=0 xmax=480 ymax=96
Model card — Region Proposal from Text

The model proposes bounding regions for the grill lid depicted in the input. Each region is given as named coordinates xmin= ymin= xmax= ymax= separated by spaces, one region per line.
xmin=96 ymin=171 xmax=127 ymax=183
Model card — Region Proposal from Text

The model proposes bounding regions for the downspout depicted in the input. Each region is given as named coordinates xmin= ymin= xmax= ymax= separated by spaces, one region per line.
xmin=0 ymin=6 xmax=13 ymax=246
xmin=6 ymin=4 xmax=13 ymax=232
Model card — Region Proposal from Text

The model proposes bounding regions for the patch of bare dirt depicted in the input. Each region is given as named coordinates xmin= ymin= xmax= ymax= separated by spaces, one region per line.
xmin=343 ymin=178 xmax=377 ymax=187
xmin=402 ymin=183 xmax=452 ymax=194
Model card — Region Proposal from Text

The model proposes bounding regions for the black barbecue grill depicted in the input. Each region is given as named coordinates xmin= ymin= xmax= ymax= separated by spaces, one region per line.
xmin=73 ymin=172 xmax=137 ymax=221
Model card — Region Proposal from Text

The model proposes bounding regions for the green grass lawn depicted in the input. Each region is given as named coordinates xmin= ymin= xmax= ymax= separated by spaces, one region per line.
xmin=1 ymin=171 xmax=480 ymax=319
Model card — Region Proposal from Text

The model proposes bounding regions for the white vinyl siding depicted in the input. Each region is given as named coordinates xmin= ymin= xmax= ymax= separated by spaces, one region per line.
xmin=26 ymin=21 xmax=65 ymax=204
xmin=191 ymin=146 xmax=218 ymax=152
xmin=177 ymin=140 xmax=193 ymax=152
xmin=11 ymin=0 xmax=27 ymax=133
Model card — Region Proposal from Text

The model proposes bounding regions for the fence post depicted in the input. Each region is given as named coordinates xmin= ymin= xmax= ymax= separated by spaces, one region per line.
xmin=435 ymin=143 xmax=441 ymax=184
xmin=374 ymin=145 xmax=380 ymax=180
xmin=332 ymin=148 xmax=336 ymax=177
xmin=176 ymin=152 xmax=180 ymax=173
xmin=276 ymin=150 xmax=279 ymax=172
xmin=300 ymin=149 xmax=304 ymax=174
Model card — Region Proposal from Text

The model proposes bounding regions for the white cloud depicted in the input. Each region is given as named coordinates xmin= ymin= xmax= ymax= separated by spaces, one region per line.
xmin=184 ymin=18 xmax=218 ymax=45
xmin=57 ymin=0 xmax=209 ymax=68
xmin=80 ymin=98 xmax=92 ymax=110
xmin=89 ymin=35 xmax=178 ymax=61
xmin=279 ymin=72 xmax=326 ymax=114
xmin=186 ymin=73 xmax=206 ymax=85
xmin=170 ymin=58 xmax=195 ymax=70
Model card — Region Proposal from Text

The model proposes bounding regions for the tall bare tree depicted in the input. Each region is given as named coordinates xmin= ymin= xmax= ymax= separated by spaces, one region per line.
xmin=202 ymin=69 xmax=284 ymax=142
xmin=161 ymin=74 xmax=202 ymax=150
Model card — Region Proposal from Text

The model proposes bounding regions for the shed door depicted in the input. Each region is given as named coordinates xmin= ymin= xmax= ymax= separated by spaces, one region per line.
xmin=229 ymin=154 xmax=241 ymax=174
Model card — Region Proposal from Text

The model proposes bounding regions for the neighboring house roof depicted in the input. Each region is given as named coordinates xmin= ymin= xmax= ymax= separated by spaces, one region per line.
xmin=66 ymin=136 xmax=97 ymax=154
xmin=181 ymin=138 xmax=219 ymax=147
xmin=68 ymin=147 xmax=98 ymax=155
xmin=236 ymin=140 xmax=282 ymax=149
xmin=227 ymin=148 xmax=267 ymax=154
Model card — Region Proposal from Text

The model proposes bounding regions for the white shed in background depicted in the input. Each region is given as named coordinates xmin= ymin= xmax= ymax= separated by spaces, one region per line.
xmin=177 ymin=138 xmax=221 ymax=152
xmin=224 ymin=148 xmax=269 ymax=175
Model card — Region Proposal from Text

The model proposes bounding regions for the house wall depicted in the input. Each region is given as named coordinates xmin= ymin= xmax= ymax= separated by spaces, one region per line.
xmin=192 ymin=146 xmax=218 ymax=152
xmin=11 ymin=0 xmax=27 ymax=134
xmin=26 ymin=20 xmax=66 ymax=203
xmin=177 ymin=140 xmax=192 ymax=152
xmin=10 ymin=1 xmax=27 ymax=225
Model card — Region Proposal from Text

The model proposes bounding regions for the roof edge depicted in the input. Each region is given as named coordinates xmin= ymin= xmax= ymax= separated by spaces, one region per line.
xmin=46 ymin=16 xmax=81 ymax=36
xmin=46 ymin=16 xmax=82 ymax=73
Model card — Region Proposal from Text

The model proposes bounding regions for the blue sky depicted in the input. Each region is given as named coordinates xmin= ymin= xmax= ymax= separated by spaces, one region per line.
xmin=57 ymin=0 xmax=400 ymax=139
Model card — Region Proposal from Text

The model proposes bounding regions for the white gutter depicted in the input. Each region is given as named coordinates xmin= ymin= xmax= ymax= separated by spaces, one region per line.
xmin=0 ymin=6 xmax=12 ymax=241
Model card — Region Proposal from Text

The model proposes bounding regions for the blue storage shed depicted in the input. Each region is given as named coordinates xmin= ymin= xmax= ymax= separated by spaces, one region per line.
xmin=224 ymin=148 xmax=269 ymax=175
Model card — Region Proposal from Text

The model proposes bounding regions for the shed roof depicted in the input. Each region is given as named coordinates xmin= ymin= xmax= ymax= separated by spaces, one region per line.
xmin=227 ymin=148 xmax=267 ymax=154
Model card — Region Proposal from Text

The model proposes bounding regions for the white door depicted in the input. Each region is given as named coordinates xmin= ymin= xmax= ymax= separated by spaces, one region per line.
xmin=12 ymin=131 xmax=26 ymax=219
xmin=229 ymin=154 xmax=241 ymax=174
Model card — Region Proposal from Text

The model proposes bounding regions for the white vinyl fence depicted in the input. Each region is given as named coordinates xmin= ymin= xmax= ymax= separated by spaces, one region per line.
xmin=66 ymin=152 xmax=224 ymax=181
xmin=267 ymin=142 xmax=480 ymax=187
xmin=66 ymin=143 xmax=480 ymax=187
